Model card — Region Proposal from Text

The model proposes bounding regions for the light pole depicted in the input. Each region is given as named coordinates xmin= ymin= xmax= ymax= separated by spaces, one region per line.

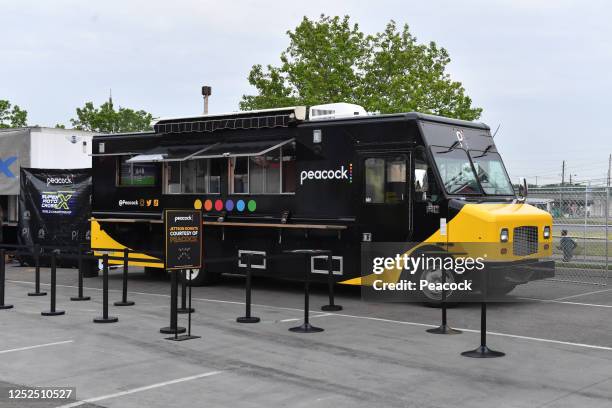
xmin=202 ymin=86 xmax=212 ymax=115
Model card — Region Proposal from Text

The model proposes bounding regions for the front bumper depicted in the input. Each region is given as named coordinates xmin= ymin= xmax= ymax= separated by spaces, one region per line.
xmin=486 ymin=259 xmax=555 ymax=287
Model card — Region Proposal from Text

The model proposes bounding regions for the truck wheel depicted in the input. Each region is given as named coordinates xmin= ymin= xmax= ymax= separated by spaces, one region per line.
xmin=487 ymin=285 xmax=517 ymax=297
xmin=144 ymin=267 xmax=166 ymax=279
xmin=184 ymin=268 xmax=219 ymax=286
xmin=82 ymin=259 xmax=99 ymax=278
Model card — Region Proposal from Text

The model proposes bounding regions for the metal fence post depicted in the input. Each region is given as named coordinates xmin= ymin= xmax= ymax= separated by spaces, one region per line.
xmin=606 ymin=186 xmax=609 ymax=284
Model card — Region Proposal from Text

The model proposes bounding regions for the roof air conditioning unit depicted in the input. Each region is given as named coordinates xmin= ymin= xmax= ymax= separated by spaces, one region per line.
xmin=309 ymin=103 xmax=367 ymax=120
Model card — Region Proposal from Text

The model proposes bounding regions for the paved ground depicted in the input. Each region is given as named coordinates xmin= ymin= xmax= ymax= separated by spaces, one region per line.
xmin=1 ymin=263 xmax=611 ymax=408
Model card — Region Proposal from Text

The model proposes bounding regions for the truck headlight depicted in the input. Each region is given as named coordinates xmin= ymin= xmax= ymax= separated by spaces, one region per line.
xmin=500 ymin=228 xmax=509 ymax=243
xmin=543 ymin=226 xmax=551 ymax=239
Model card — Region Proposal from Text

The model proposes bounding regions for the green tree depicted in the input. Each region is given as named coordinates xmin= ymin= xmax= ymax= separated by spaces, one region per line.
xmin=241 ymin=15 xmax=482 ymax=121
xmin=70 ymin=98 xmax=153 ymax=133
xmin=0 ymin=99 xmax=28 ymax=128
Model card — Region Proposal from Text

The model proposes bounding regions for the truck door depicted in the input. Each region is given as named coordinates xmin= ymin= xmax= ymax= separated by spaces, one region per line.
xmin=358 ymin=152 xmax=411 ymax=242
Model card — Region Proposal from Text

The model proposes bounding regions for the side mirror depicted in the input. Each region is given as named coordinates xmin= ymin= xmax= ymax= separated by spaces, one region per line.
xmin=517 ymin=177 xmax=528 ymax=201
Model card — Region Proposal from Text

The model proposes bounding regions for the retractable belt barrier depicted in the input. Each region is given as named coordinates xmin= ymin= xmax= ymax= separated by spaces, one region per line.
xmin=0 ymin=249 xmax=14 ymax=310
xmin=427 ymin=265 xmax=461 ymax=335
xmin=41 ymin=251 xmax=64 ymax=316
xmin=71 ymin=243 xmax=90 ymax=302
xmin=1 ymin=244 xmax=350 ymax=343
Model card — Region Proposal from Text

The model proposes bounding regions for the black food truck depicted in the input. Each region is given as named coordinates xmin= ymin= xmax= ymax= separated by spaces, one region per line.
xmin=90 ymin=103 xmax=554 ymax=298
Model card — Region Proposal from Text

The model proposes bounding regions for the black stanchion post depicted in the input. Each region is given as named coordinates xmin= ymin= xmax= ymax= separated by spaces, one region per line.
xmin=42 ymin=252 xmax=64 ymax=316
xmin=28 ymin=244 xmax=46 ymax=296
xmin=0 ymin=249 xmax=14 ymax=310
xmin=114 ymin=248 xmax=134 ymax=306
xmin=177 ymin=269 xmax=194 ymax=314
xmin=237 ymin=253 xmax=260 ymax=323
xmin=321 ymin=251 xmax=342 ymax=312
xmin=290 ymin=252 xmax=323 ymax=333
xmin=461 ymin=269 xmax=504 ymax=358
xmin=71 ymin=243 xmax=90 ymax=301
xmin=93 ymin=254 xmax=118 ymax=323
xmin=161 ymin=270 xmax=186 ymax=334
xmin=427 ymin=265 xmax=461 ymax=335
xmin=167 ymin=269 xmax=201 ymax=341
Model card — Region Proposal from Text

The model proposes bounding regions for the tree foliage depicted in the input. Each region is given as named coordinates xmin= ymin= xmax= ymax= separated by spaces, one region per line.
xmin=241 ymin=15 xmax=482 ymax=120
xmin=0 ymin=99 xmax=28 ymax=128
xmin=70 ymin=99 xmax=153 ymax=133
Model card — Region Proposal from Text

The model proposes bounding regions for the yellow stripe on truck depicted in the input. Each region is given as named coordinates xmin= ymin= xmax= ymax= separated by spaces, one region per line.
xmin=90 ymin=219 xmax=164 ymax=268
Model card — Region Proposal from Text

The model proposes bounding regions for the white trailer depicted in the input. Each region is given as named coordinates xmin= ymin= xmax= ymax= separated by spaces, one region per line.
xmin=0 ymin=127 xmax=96 ymax=241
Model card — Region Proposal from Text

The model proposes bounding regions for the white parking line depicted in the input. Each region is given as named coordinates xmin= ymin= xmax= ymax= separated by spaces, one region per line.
xmin=0 ymin=340 xmax=73 ymax=355
xmin=6 ymin=280 xmax=612 ymax=351
xmin=279 ymin=313 xmax=332 ymax=323
xmin=553 ymin=288 xmax=612 ymax=301
xmin=56 ymin=371 xmax=222 ymax=408
xmin=519 ymin=296 xmax=612 ymax=308
xmin=324 ymin=313 xmax=612 ymax=352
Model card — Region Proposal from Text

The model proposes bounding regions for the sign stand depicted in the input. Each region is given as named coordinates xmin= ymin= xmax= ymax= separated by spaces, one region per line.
xmin=162 ymin=209 xmax=202 ymax=341
xmin=161 ymin=270 xmax=185 ymax=335
xmin=168 ymin=269 xmax=200 ymax=341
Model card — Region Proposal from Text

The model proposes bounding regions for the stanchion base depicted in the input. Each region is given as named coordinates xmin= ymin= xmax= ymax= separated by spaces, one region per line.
xmin=28 ymin=292 xmax=47 ymax=297
xmin=177 ymin=308 xmax=195 ymax=314
xmin=427 ymin=324 xmax=462 ymax=335
xmin=461 ymin=345 xmax=505 ymax=358
xmin=93 ymin=316 xmax=118 ymax=323
xmin=289 ymin=323 xmax=324 ymax=333
xmin=42 ymin=310 xmax=65 ymax=316
xmin=321 ymin=304 xmax=343 ymax=312
xmin=165 ymin=335 xmax=201 ymax=341
xmin=160 ymin=326 xmax=186 ymax=334
xmin=0 ymin=304 xmax=14 ymax=310
xmin=114 ymin=301 xmax=135 ymax=306
xmin=71 ymin=296 xmax=91 ymax=301
xmin=237 ymin=316 xmax=260 ymax=323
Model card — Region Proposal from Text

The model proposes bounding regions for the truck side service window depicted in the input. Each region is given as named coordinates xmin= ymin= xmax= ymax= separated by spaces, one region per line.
xmin=230 ymin=142 xmax=296 ymax=195
xmin=230 ymin=157 xmax=249 ymax=194
xmin=165 ymin=158 xmax=222 ymax=194
xmin=364 ymin=157 xmax=407 ymax=204
xmin=117 ymin=156 xmax=157 ymax=187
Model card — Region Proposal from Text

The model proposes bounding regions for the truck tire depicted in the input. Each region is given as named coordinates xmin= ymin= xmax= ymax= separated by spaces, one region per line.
xmin=184 ymin=268 xmax=219 ymax=286
xmin=82 ymin=259 xmax=99 ymax=278
xmin=487 ymin=285 xmax=517 ymax=297
xmin=144 ymin=267 xmax=167 ymax=279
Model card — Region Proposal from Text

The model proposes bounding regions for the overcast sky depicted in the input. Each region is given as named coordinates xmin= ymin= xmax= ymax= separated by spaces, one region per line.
xmin=1 ymin=0 xmax=611 ymax=185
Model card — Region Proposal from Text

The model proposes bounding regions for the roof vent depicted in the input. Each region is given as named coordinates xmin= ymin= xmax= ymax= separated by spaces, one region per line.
xmin=309 ymin=103 xmax=367 ymax=120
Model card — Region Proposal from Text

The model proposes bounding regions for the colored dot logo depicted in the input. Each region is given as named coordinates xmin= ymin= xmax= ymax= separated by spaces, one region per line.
xmin=247 ymin=200 xmax=256 ymax=212
xmin=349 ymin=163 xmax=353 ymax=183
xmin=236 ymin=199 xmax=246 ymax=212
xmin=198 ymin=198 xmax=256 ymax=212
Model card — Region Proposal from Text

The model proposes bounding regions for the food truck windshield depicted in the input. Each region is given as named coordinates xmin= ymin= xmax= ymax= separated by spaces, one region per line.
xmin=431 ymin=146 xmax=514 ymax=196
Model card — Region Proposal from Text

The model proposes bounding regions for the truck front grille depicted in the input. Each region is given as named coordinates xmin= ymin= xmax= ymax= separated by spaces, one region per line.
xmin=513 ymin=226 xmax=538 ymax=256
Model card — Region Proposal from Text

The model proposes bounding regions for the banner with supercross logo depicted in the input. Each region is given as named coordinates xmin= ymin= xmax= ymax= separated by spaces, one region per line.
xmin=18 ymin=168 xmax=91 ymax=263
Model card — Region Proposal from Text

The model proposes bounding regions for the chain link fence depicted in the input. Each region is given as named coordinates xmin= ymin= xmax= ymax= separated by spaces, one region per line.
xmin=529 ymin=186 xmax=610 ymax=286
